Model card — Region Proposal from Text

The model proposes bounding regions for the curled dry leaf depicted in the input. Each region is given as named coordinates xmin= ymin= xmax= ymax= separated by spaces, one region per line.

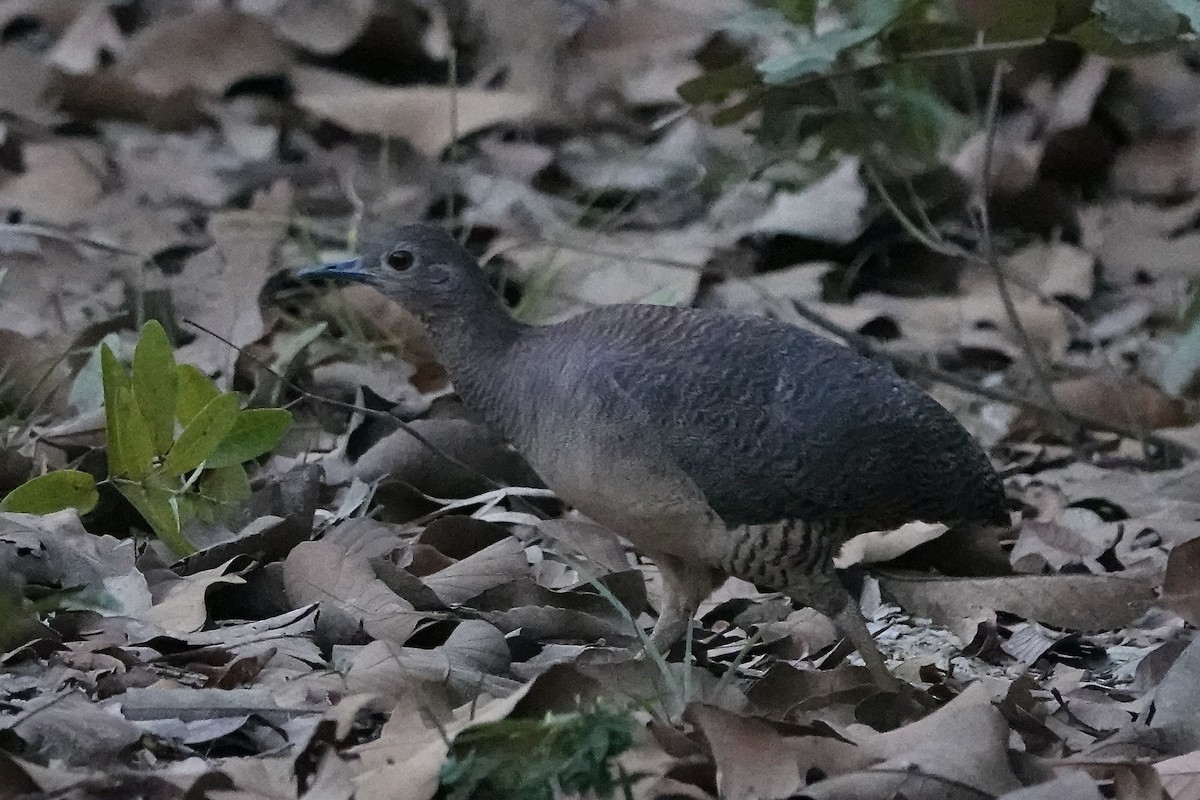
xmin=347 ymin=620 xmax=516 ymax=708
xmin=687 ymin=704 xmax=864 ymax=800
xmin=140 ymin=558 xmax=249 ymax=637
xmin=283 ymin=540 xmax=428 ymax=645
xmin=1162 ymin=537 xmax=1200 ymax=627
xmin=806 ymin=683 xmax=1022 ymax=800
xmin=421 ymin=536 xmax=531 ymax=605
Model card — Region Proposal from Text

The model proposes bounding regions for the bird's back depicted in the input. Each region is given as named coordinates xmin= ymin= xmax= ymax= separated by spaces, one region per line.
xmin=517 ymin=303 xmax=1007 ymax=533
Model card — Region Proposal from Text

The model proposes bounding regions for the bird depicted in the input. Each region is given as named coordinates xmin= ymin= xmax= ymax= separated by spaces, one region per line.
xmin=298 ymin=223 xmax=1009 ymax=686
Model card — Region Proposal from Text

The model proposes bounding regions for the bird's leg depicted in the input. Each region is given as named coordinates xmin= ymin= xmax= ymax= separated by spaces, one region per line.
xmin=786 ymin=569 xmax=899 ymax=690
xmin=645 ymin=551 xmax=725 ymax=654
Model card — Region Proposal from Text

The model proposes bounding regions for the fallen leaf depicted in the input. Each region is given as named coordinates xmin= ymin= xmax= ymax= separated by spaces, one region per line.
xmin=124 ymin=9 xmax=291 ymax=97
xmin=293 ymin=65 xmax=543 ymax=157
xmin=283 ymin=539 xmax=429 ymax=645
xmin=879 ymin=571 xmax=1158 ymax=634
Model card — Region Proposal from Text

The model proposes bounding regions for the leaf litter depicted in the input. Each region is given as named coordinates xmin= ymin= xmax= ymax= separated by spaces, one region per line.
xmin=4 ymin=2 xmax=1200 ymax=799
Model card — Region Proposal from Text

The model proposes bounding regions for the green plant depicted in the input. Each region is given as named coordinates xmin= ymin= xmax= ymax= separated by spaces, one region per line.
xmin=1 ymin=321 xmax=292 ymax=556
xmin=681 ymin=0 xmax=1200 ymax=170
xmin=438 ymin=704 xmax=636 ymax=800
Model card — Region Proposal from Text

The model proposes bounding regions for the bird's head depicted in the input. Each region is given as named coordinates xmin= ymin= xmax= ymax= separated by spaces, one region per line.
xmin=295 ymin=224 xmax=497 ymax=321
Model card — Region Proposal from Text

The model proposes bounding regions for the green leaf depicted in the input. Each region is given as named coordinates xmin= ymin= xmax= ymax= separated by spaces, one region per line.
xmin=162 ymin=393 xmax=241 ymax=476
xmin=176 ymin=364 xmax=219 ymax=426
xmin=778 ymin=0 xmax=816 ymax=27
xmin=132 ymin=320 xmax=178 ymax=456
xmin=1 ymin=470 xmax=98 ymax=515
xmin=119 ymin=482 xmax=193 ymax=556
xmin=757 ymin=0 xmax=905 ymax=84
xmin=100 ymin=344 xmax=130 ymax=477
xmin=113 ymin=386 xmax=156 ymax=480
xmin=1068 ymin=15 xmax=1178 ymax=54
xmin=186 ymin=465 xmax=251 ymax=523
xmin=1165 ymin=0 xmax=1200 ymax=32
xmin=1089 ymin=0 xmax=1179 ymax=44
xmin=205 ymin=408 xmax=293 ymax=469
xmin=201 ymin=464 xmax=251 ymax=505
xmin=677 ymin=62 xmax=762 ymax=105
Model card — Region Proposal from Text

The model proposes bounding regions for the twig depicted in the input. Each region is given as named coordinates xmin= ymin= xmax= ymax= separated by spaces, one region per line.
xmin=976 ymin=61 xmax=1073 ymax=435
xmin=786 ymin=298 xmax=1192 ymax=456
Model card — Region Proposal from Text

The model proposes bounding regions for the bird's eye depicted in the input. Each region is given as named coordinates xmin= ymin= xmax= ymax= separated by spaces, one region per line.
xmin=385 ymin=249 xmax=414 ymax=271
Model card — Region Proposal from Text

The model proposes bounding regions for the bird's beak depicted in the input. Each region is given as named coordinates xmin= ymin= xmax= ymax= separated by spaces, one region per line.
xmin=294 ymin=257 xmax=373 ymax=283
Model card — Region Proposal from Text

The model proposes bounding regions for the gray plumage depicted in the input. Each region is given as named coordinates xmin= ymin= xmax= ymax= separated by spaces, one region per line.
xmin=299 ymin=223 xmax=1009 ymax=686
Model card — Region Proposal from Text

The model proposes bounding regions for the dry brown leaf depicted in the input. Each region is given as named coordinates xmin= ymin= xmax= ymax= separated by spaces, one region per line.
xmin=1004 ymin=242 xmax=1095 ymax=301
xmin=1039 ymin=377 xmax=1189 ymax=431
xmin=1155 ymin=749 xmax=1200 ymax=800
xmin=688 ymin=704 xmax=863 ymax=800
xmin=47 ymin=3 xmax=123 ymax=75
xmin=1162 ymin=537 xmax=1200 ymax=627
xmin=124 ymin=9 xmax=291 ymax=97
xmin=0 ymin=141 xmax=104 ymax=226
xmin=172 ymin=182 xmax=291 ymax=377
xmin=292 ymin=65 xmax=543 ymax=157
xmin=469 ymin=0 xmax=562 ymax=95
xmin=997 ymin=772 xmax=1104 ymax=800
xmin=1111 ymin=135 xmax=1200 ymax=197
xmin=141 ymin=559 xmax=248 ymax=637
xmin=0 ymin=46 xmax=62 ymax=125
xmin=1089 ymin=199 xmax=1200 ymax=282
xmin=283 ymin=540 xmax=428 ymax=645
xmin=837 ymin=521 xmax=949 ymax=567
xmin=853 ymin=289 xmax=1071 ymax=360
xmin=1010 ymin=509 xmax=1117 ymax=574
xmin=0 ymin=510 xmax=152 ymax=616
xmin=0 ymin=329 xmax=73 ymax=416
xmin=748 ymin=158 xmax=868 ymax=244
xmin=880 ymin=572 xmax=1158 ymax=635
xmin=0 ymin=236 xmax=123 ymax=340
xmin=567 ymin=0 xmax=716 ymax=106
xmin=255 ymin=0 xmax=375 ymax=54
xmin=354 ymin=676 xmax=542 ymax=800
xmin=421 ymin=537 xmax=530 ymax=605
xmin=811 ymin=682 xmax=1023 ymax=799
xmin=504 ymin=227 xmax=709 ymax=322
xmin=10 ymin=694 xmax=142 ymax=767
xmin=347 ymin=620 xmax=515 ymax=704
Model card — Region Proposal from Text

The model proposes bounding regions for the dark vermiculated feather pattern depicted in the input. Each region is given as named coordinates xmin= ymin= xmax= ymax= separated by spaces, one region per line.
xmin=525 ymin=303 xmax=1008 ymax=531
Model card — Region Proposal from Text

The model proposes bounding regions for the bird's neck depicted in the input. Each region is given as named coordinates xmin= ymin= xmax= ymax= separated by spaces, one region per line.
xmin=420 ymin=301 xmax=532 ymax=436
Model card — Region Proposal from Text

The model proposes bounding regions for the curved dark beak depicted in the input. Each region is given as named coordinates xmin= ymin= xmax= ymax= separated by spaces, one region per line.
xmin=294 ymin=258 xmax=373 ymax=283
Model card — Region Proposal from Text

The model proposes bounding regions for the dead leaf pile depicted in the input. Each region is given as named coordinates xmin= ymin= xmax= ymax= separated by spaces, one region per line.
xmin=6 ymin=2 xmax=1200 ymax=798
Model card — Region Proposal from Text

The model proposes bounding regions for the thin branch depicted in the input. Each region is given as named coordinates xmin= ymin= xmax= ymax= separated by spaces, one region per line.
xmin=976 ymin=61 xmax=1072 ymax=435
xmin=786 ymin=298 xmax=1192 ymax=456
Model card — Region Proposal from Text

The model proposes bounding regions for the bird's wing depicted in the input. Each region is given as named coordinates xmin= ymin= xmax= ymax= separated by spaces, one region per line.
xmin=590 ymin=308 xmax=1004 ymax=529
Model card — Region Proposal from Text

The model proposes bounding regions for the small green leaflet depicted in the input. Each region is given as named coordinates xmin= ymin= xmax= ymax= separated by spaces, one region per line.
xmin=131 ymin=320 xmax=179 ymax=456
xmin=162 ymin=392 xmax=241 ymax=476
xmin=0 ymin=470 xmax=98 ymax=515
